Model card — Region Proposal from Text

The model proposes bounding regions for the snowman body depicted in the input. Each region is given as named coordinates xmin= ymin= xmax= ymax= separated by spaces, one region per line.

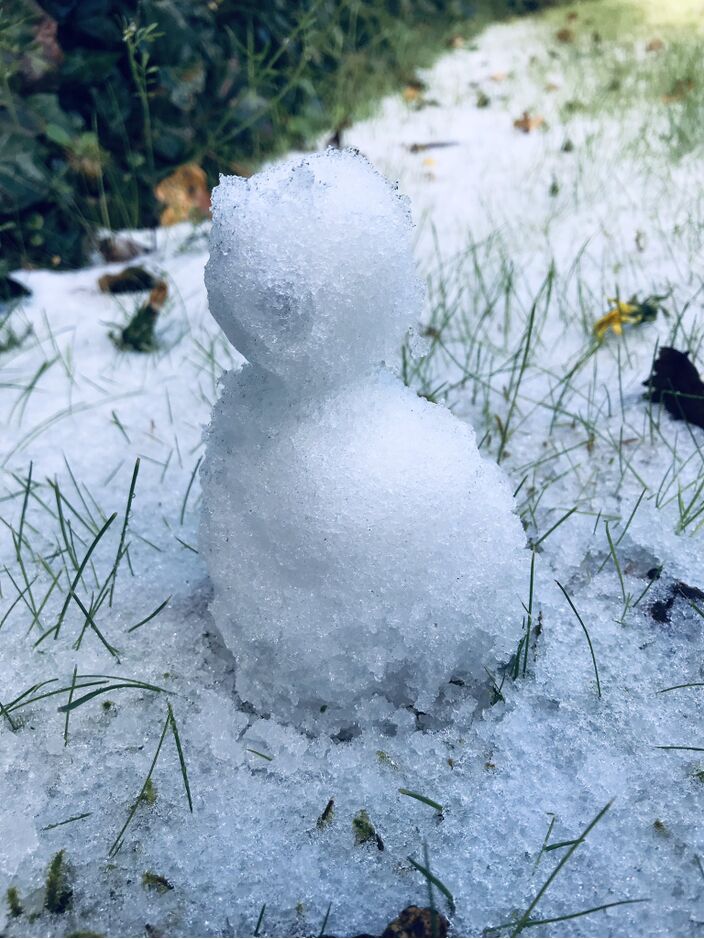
xmin=201 ymin=149 xmax=525 ymax=729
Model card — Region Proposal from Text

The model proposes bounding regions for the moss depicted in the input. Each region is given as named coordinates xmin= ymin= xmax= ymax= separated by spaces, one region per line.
xmin=376 ymin=750 xmax=399 ymax=770
xmin=141 ymin=777 xmax=157 ymax=806
xmin=6 ymin=886 xmax=23 ymax=918
xmin=45 ymin=850 xmax=73 ymax=915
xmin=142 ymin=871 xmax=174 ymax=894
xmin=352 ymin=809 xmax=384 ymax=851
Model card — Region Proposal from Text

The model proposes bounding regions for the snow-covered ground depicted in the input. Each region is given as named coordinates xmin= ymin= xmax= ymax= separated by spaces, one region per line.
xmin=2 ymin=3 xmax=704 ymax=936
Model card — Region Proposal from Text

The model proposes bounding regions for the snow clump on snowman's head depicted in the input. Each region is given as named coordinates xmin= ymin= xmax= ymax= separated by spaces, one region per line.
xmin=205 ymin=148 xmax=423 ymax=387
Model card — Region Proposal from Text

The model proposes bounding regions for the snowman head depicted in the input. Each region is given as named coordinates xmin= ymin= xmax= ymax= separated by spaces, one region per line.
xmin=205 ymin=149 xmax=423 ymax=388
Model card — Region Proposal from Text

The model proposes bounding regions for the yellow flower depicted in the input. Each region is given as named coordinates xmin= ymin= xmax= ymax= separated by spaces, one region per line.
xmin=594 ymin=299 xmax=642 ymax=340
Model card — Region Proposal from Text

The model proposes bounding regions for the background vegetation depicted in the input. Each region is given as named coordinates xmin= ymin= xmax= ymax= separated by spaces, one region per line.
xmin=1 ymin=0 xmax=555 ymax=277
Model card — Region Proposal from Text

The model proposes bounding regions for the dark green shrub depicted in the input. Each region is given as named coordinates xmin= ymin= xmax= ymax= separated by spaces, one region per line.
xmin=1 ymin=0 xmax=558 ymax=273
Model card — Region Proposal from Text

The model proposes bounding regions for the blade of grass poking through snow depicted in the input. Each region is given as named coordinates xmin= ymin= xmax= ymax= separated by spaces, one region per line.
xmin=41 ymin=812 xmax=92 ymax=831
xmin=423 ymin=842 xmax=439 ymax=937
xmin=52 ymin=479 xmax=78 ymax=571
xmin=398 ymin=788 xmax=443 ymax=813
xmin=523 ymin=549 xmax=536 ymax=677
xmin=655 ymin=745 xmax=704 ymax=752
xmin=246 ymin=748 xmax=273 ymax=761
xmin=167 ymin=701 xmax=193 ymax=813
xmin=318 ymin=902 xmax=332 ymax=938
xmin=531 ymin=506 xmax=577 ymax=549
xmin=56 ymin=676 xmax=169 ymax=713
xmin=407 ymin=845 xmax=455 ymax=913
xmin=63 ymin=665 xmax=78 ymax=746
xmin=556 ymin=581 xmax=601 ymax=698
xmin=109 ymin=700 xmax=192 ymax=856
xmin=507 ymin=801 xmax=613 ymax=938
xmin=533 ymin=815 xmax=556 ymax=871
xmin=127 ymin=596 xmax=170 ymax=633
xmin=180 ymin=455 xmax=202 ymax=525
xmin=109 ymin=707 xmax=171 ymax=857
xmin=254 ymin=904 xmax=266 ymax=937
xmin=70 ymin=591 xmax=121 ymax=660
xmin=604 ymin=521 xmax=628 ymax=613
xmin=36 ymin=512 xmax=116 ymax=646
xmin=17 ymin=461 xmax=32 ymax=547
xmin=491 ymin=898 xmax=650 ymax=932
xmin=0 ymin=697 xmax=18 ymax=731
xmin=497 ymin=298 xmax=537 ymax=464
xmin=657 ymin=682 xmax=704 ymax=693
xmin=109 ymin=458 xmax=139 ymax=606
xmin=597 ymin=488 xmax=646 ymax=574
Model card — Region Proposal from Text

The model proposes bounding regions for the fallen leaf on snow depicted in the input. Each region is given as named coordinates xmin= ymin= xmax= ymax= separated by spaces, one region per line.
xmin=556 ymin=27 xmax=575 ymax=43
xmin=489 ymin=71 xmax=509 ymax=83
xmin=662 ymin=78 xmax=694 ymax=104
xmin=381 ymin=906 xmax=449 ymax=938
xmin=98 ymin=235 xmax=150 ymax=263
xmin=643 ymin=347 xmax=704 ymax=429
xmin=98 ymin=266 xmax=157 ymax=294
xmin=513 ymin=111 xmax=546 ymax=133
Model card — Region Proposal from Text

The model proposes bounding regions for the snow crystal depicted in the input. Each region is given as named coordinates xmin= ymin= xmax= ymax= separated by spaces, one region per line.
xmin=201 ymin=148 xmax=525 ymax=730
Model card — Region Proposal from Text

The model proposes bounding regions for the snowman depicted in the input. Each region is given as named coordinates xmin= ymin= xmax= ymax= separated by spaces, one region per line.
xmin=201 ymin=148 xmax=525 ymax=732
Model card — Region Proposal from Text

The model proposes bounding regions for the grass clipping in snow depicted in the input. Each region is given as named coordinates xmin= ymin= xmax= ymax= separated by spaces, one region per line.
xmin=1 ymin=1 xmax=704 ymax=936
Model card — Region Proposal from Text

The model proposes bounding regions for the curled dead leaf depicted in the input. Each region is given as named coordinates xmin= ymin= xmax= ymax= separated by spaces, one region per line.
xmin=155 ymin=164 xmax=210 ymax=226
xmin=513 ymin=111 xmax=546 ymax=133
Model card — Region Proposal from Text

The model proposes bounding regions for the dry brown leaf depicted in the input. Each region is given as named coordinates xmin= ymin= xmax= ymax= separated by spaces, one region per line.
xmin=513 ymin=111 xmax=546 ymax=133
xmin=98 ymin=235 xmax=150 ymax=263
xmin=489 ymin=70 xmax=509 ymax=83
xmin=155 ymin=164 xmax=210 ymax=227
xmin=545 ymin=81 xmax=560 ymax=92
xmin=662 ymin=78 xmax=694 ymax=104
xmin=556 ymin=27 xmax=575 ymax=43
xmin=149 ymin=281 xmax=168 ymax=310
xmin=381 ymin=906 xmax=449 ymax=938
xmin=449 ymin=34 xmax=465 ymax=49
xmin=646 ymin=37 xmax=665 ymax=52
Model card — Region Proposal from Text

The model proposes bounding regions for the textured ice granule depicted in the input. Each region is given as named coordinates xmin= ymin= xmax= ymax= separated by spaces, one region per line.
xmin=201 ymin=148 xmax=525 ymax=730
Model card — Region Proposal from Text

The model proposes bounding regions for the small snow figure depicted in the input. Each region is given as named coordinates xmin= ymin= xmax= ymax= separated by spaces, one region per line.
xmin=201 ymin=149 xmax=525 ymax=730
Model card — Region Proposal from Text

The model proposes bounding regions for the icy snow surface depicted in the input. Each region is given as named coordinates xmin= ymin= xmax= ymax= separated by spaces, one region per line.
xmin=201 ymin=149 xmax=525 ymax=730
xmin=2 ymin=8 xmax=704 ymax=938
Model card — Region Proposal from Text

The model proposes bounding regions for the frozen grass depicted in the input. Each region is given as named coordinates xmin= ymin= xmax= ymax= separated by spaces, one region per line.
xmin=1 ymin=0 xmax=704 ymax=936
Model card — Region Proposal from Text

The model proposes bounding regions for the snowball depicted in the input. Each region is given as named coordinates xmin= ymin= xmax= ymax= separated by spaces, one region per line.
xmin=205 ymin=148 xmax=422 ymax=388
xmin=201 ymin=149 xmax=525 ymax=730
